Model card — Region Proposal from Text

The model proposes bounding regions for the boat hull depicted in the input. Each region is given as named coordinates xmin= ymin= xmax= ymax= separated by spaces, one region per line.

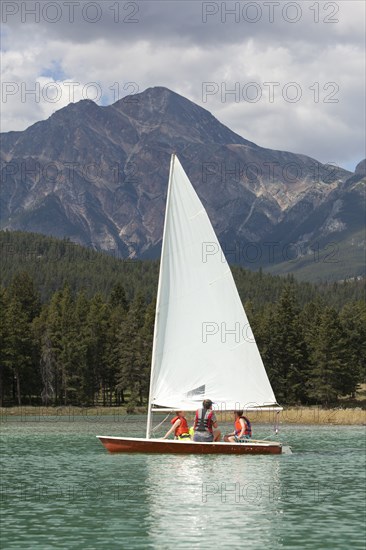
xmin=97 ymin=436 xmax=282 ymax=455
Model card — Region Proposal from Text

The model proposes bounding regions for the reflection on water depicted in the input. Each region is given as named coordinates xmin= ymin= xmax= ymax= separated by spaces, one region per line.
xmin=145 ymin=453 xmax=283 ymax=549
xmin=0 ymin=420 xmax=365 ymax=549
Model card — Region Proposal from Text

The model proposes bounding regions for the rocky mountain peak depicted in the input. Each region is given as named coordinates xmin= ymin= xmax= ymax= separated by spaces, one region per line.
xmin=1 ymin=86 xmax=361 ymax=278
xmin=112 ymin=86 xmax=253 ymax=147
xmin=354 ymin=159 xmax=366 ymax=176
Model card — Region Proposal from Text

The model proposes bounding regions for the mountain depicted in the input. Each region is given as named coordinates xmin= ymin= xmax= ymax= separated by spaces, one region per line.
xmin=267 ymin=159 xmax=366 ymax=281
xmin=1 ymin=86 xmax=364 ymax=279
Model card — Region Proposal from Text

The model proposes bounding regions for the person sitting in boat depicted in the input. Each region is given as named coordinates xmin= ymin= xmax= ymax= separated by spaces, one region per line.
xmin=193 ymin=399 xmax=221 ymax=442
xmin=224 ymin=411 xmax=252 ymax=443
xmin=163 ymin=411 xmax=191 ymax=440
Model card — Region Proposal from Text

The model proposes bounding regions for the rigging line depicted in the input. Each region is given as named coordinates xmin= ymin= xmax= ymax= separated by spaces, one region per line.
xmin=151 ymin=411 xmax=173 ymax=436
xmin=274 ymin=410 xmax=280 ymax=435
xmin=255 ymin=432 xmax=279 ymax=441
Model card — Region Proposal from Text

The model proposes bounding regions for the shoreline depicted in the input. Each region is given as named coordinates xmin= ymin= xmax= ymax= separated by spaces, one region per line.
xmin=0 ymin=406 xmax=365 ymax=425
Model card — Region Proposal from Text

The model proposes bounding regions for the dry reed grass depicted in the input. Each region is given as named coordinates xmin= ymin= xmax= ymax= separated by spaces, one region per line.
xmin=1 ymin=405 xmax=365 ymax=425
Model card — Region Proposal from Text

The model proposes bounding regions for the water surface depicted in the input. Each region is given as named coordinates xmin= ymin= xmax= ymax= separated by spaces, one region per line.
xmin=1 ymin=416 xmax=365 ymax=549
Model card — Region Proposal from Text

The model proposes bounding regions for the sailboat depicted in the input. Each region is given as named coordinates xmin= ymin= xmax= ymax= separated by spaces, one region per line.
xmin=97 ymin=154 xmax=283 ymax=455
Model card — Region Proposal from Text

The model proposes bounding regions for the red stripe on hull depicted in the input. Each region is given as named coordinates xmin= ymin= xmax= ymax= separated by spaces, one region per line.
xmin=98 ymin=437 xmax=282 ymax=455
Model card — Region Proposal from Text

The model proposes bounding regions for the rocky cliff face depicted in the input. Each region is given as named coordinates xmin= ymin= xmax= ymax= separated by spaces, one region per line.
xmin=1 ymin=86 xmax=362 ymax=270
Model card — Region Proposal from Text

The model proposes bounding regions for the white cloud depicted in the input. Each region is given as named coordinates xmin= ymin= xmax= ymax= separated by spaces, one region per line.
xmin=1 ymin=0 xmax=365 ymax=170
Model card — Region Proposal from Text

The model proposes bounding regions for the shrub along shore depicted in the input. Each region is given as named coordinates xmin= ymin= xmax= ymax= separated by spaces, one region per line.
xmin=1 ymin=406 xmax=365 ymax=425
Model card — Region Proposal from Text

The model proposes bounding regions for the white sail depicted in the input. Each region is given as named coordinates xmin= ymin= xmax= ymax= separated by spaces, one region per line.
xmin=149 ymin=155 xmax=278 ymax=412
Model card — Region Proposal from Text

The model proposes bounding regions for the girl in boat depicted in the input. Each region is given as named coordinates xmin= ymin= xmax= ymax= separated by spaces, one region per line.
xmin=224 ymin=411 xmax=252 ymax=443
xmin=193 ymin=399 xmax=221 ymax=442
xmin=163 ymin=411 xmax=191 ymax=440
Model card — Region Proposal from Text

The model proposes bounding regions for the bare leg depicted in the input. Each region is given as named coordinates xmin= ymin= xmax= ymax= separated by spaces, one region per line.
xmin=213 ymin=429 xmax=221 ymax=442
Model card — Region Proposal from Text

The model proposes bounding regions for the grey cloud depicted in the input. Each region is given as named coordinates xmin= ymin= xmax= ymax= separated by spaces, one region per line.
xmin=2 ymin=0 xmax=362 ymax=49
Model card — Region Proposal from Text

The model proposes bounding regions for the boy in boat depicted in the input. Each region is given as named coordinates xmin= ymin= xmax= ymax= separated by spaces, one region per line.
xmin=163 ymin=411 xmax=191 ymax=440
xmin=224 ymin=411 xmax=252 ymax=443
xmin=193 ymin=399 xmax=221 ymax=442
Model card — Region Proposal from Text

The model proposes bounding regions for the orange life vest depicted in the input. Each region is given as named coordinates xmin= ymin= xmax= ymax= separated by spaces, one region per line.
xmin=235 ymin=416 xmax=252 ymax=437
xmin=171 ymin=415 xmax=189 ymax=437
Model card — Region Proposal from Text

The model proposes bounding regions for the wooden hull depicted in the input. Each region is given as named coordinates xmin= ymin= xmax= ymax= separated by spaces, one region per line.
xmin=97 ymin=436 xmax=282 ymax=455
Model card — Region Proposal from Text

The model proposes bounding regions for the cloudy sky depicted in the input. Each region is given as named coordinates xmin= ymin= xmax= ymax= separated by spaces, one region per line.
xmin=1 ymin=0 xmax=365 ymax=170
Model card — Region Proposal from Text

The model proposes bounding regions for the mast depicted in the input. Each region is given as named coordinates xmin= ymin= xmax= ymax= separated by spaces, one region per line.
xmin=146 ymin=153 xmax=176 ymax=438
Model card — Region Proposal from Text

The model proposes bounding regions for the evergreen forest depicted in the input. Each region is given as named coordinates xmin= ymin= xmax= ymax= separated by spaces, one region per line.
xmin=1 ymin=231 xmax=365 ymax=408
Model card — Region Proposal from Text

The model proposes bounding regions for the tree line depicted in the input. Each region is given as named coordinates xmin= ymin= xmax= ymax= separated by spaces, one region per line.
xmin=1 ymin=271 xmax=364 ymax=408
xmin=1 ymin=230 xmax=364 ymax=308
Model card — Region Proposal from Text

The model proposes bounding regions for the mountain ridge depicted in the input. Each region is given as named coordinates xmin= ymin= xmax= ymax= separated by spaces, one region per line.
xmin=1 ymin=86 xmax=364 ymax=279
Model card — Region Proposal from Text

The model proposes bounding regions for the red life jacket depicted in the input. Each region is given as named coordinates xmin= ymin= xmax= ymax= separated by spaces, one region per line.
xmin=235 ymin=416 xmax=252 ymax=437
xmin=171 ymin=416 xmax=189 ymax=437
xmin=194 ymin=409 xmax=214 ymax=433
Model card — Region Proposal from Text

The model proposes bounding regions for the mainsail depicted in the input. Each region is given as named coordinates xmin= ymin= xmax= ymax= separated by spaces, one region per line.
xmin=148 ymin=155 xmax=278 ymax=415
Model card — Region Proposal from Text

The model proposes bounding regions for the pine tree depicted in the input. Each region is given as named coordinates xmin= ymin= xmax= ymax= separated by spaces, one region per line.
xmin=308 ymin=307 xmax=347 ymax=405
xmin=339 ymin=301 xmax=366 ymax=396
xmin=299 ymin=298 xmax=325 ymax=404
xmin=84 ymin=294 xmax=109 ymax=405
xmin=117 ymin=292 xmax=147 ymax=409
xmin=268 ymin=286 xmax=308 ymax=404
xmin=39 ymin=286 xmax=80 ymax=405
xmin=255 ymin=304 xmax=279 ymax=396
xmin=72 ymin=291 xmax=90 ymax=404
xmin=58 ymin=286 xmax=82 ymax=405
xmin=109 ymin=283 xmax=129 ymax=311
xmin=139 ymin=298 xmax=156 ymax=401
xmin=105 ymin=299 xmax=129 ymax=406
xmin=300 ymin=299 xmax=324 ymax=350
xmin=40 ymin=291 xmax=63 ymax=404
xmin=4 ymin=298 xmax=34 ymax=405
xmin=8 ymin=272 xmax=41 ymax=322
xmin=0 ymin=288 xmax=10 ymax=406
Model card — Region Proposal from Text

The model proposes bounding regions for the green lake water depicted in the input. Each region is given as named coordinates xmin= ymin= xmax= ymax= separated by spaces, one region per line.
xmin=0 ymin=415 xmax=365 ymax=549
